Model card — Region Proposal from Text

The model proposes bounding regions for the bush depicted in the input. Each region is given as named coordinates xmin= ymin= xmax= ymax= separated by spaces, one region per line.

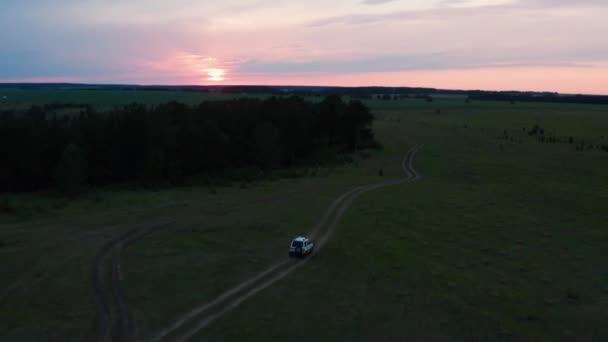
xmin=528 ymin=124 xmax=541 ymax=136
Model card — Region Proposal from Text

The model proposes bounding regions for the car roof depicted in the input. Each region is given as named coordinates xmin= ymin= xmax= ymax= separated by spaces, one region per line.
xmin=292 ymin=236 xmax=307 ymax=241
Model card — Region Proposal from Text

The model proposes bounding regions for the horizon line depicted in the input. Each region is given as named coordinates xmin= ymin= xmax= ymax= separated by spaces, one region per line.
xmin=1 ymin=82 xmax=607 ymax=97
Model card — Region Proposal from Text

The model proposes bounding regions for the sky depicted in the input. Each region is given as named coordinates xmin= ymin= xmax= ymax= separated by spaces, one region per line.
xmin=1 ymin=0 xmax=607 ymax=94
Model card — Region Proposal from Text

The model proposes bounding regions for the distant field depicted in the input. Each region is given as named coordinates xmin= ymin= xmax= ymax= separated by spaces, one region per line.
xmin=1 ymin=91 xmax=607 ymax=341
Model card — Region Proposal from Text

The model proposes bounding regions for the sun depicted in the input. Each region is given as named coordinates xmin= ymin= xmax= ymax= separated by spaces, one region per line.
xmin=206 ymin=68 xmax=225 ymax=82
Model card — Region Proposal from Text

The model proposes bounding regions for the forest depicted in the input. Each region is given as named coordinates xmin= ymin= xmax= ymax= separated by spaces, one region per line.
xmin=467 ymin=91 xmax=608 ymax=105
xmin=0 ymin=95 xmax=376 ymax=194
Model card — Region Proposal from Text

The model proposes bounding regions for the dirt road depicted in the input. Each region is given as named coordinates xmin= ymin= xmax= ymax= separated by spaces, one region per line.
xmin=92 ymin=191 xmax=321 ymax=341
xmin=94 ymin=220 xmax=176 ymax=342
xmin=148 ymin=144 xmax=422 ymax=342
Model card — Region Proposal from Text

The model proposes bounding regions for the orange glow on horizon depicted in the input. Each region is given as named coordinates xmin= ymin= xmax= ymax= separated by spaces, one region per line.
xmin=205 ymin=68 xmax=226 ymax=82
xmin=96 ymin=53 xmax=608 ymax=94
xmin=223 ymin=64 xmax=608 ymax=95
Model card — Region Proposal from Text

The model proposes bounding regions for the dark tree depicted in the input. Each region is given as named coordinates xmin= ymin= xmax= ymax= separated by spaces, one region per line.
xmin=252 ymin=122 xmax=281 ymax=170
xmin=0 ymin=96 xmax=379 ymax=193
xmin=55 ymin=144 xmax=88 ymax=195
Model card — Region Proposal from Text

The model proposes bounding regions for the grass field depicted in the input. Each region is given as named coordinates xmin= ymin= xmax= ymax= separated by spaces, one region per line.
xmin=1 ymin=90 xmax=607 ymax=341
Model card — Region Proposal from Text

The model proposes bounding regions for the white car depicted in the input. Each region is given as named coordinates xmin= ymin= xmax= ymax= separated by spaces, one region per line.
xmin=289 ymin=237 xmax=314 ymax=258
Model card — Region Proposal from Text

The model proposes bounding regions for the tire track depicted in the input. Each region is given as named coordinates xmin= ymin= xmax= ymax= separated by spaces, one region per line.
xmin=94 ymin=190 xmax=325 ymax=342
xmin=94 ymin=219 xmax=176 ymax=342
xmin=149 ymin=144 xmax=422 ymax=342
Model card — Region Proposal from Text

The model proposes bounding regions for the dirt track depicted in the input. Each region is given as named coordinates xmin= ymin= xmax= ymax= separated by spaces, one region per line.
xmin=94 ymin=220 xmax=176 ymax=342
xmin=147 ymin=144 xmax=422 ymax=342
xmin=92 ymin=191 xmax=318 ymax=342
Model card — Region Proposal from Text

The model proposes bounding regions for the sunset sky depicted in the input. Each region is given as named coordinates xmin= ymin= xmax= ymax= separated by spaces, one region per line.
xmin=1 ymin=0 xmax=607 ymax=94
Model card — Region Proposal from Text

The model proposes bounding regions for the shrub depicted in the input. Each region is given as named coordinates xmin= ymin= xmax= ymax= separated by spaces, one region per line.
xmin=528 ymin=124 xmax=541 ymax=136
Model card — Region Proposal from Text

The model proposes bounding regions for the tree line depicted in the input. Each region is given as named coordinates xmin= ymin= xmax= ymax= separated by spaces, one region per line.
xmin=0 ymin=96 xmax=377 ymax=194
xmin=467 ymin=91 xmax=608 ymax=105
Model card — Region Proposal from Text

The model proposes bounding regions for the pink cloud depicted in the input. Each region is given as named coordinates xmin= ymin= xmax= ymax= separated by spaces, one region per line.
xmin=229 ymin=64 xmax=608 ymax=95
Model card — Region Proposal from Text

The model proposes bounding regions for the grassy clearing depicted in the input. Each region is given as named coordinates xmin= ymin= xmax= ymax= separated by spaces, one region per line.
xmin=1 ymin=93 xmax=607 ymax=341
xmin=199 ymin=121 xmax=607 ymax=341
xmin=0 ymin=126 xmax=396 ymax=341
xmin=195 ymin=100 xmax=608 ymax=341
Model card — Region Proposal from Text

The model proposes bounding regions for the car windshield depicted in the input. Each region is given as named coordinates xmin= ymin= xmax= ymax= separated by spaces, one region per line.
xmin=292 ymin=240 xmax=303 ymax=248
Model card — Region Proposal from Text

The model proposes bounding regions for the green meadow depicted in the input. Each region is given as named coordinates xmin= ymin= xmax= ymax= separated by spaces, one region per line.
xmin=1 ymin=90 xmax=607 ymax=341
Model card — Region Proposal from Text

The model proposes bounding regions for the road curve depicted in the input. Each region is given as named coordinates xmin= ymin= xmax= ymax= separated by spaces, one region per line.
xmin=94 ymin=191 xmax=310 ymax=342
xmin=148 ymin=144 xmax=422 ymax=342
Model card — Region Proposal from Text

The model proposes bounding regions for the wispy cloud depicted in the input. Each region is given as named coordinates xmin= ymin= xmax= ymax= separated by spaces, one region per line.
xmin=0 ymin=0 xmax=607 ymax=93
xmin=361 ymin=0 xmax=398 ymax=5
